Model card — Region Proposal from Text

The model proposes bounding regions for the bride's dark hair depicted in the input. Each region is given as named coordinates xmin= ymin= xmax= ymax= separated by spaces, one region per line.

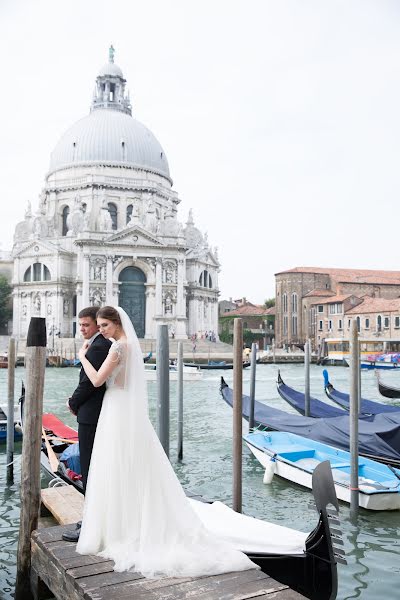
xmin=96 ymin=306 xmax=122 ymax=327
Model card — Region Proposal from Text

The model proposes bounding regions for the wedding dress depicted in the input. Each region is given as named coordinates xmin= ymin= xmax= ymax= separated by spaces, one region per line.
xmin=76 ymin=307 xmax=256 ymax=577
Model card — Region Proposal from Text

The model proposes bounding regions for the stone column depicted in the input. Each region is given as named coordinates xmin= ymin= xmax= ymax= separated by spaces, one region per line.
xmin=82 ymin=254 xmax=90 ymax=307
xmin=145 ymin=287 xmax=156 ymax=338
xmin=155 ymin=259 xmax=162 ymax=316
xmin=106 ymin=256 xmax=113 ymax=303
xmin=176 ymin=259 xmax=184 ymax=316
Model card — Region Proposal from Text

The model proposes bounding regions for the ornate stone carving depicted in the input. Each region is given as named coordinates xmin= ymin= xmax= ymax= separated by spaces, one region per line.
xmin=90 ymin=256 xmax=106 ymax=281
xmin=90 ymin=287 xmax=105 ymax=307
xmin=63 ymin=298 xmax=70 ymax=315
xmin=33 ymin=293 xmax=41 ymax=313
xmin=163 ymin=260 xmax=176 ymax=284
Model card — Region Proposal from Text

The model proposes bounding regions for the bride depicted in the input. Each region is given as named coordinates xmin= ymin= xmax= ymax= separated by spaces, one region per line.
xmin=76 ymin=306 xmax=257 ymax=577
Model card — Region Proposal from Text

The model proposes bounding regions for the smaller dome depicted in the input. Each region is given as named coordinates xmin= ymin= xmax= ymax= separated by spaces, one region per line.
xmin=98 ymin=62 xmax=124 ymax=78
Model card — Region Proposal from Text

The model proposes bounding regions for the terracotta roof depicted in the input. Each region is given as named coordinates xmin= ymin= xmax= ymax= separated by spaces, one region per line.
xmin=303 ymin=289 xmax=335 ymax=298
xmin=310 ymin=294 xmax=355 ymax=305
xmin=346 ymin=297 xmax=400 ymax=315
xmin=220 ymin=303 xmax=271 ymax=317
xmin=276 ymin=266 xmax=400 ymax=285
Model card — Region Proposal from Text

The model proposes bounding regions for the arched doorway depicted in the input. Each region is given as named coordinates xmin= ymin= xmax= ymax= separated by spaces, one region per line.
xmin=119 ymin=267 xmax=146 ymax=338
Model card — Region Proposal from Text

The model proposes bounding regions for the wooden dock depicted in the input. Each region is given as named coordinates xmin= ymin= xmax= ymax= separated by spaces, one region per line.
xmin=31 ymin=486 xmax=306 ymax=600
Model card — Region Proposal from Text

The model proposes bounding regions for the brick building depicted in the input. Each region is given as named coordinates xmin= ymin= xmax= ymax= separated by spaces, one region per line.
xmin=275 ymin=267 xmax=400 ymax=348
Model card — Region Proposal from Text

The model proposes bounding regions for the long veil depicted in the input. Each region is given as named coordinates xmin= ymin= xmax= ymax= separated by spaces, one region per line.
xmin=115 ymin=306 xmax=148 ymax=420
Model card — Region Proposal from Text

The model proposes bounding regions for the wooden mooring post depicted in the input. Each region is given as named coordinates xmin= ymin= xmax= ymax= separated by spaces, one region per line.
xmin=233 ymin=318 xmax=243 ymax=513
xmin=304 ymin=339 xmax=311 ymax=417
xmin=349 ymin=319 xmax=359 ymax=521
xmin=156 ymin=324 xmax=170 ymax=458
xmin=177 ymin=341 xmax=184 ymax=461
xmin=248 ymin=341 xmax=257 ymax=431
xmin=15 ymin=317 xmax=47 ymax=600
xmin=6 ymin=337 xmax=16 ymax=484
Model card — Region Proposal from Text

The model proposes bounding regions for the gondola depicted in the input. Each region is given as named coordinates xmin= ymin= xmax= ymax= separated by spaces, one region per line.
xmin=220 ymin=377 xmax=400 ymax=466
xmin=323 ymin=370 xmax=400 ymax=415
xmin=277 ymin=371 xmax=346 ymax=418
xmin=38 ymin=410 xmax=343 ymax=599
xmin=184 ymin=361 xmax=250 ymax=370
xmin=376 ymin=371 xmax=400 ymax=399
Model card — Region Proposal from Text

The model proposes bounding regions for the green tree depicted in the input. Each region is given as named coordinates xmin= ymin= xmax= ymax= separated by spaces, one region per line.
xmin=264 ymin=297 xmax=275 ymax=309
xmin=0 ymin=275 xmax=12 ymax=331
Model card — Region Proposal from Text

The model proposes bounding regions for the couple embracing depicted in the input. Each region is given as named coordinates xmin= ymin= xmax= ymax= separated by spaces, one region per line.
xmin=63 ymin=305 xmax=257 ymax=577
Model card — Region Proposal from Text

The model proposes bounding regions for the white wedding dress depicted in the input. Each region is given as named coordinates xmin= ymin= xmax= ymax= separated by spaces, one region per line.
xmin=76 ymin=307 xmax=256 ymax=577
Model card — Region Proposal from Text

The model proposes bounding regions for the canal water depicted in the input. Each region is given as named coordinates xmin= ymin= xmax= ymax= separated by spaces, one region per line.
xmin=1 ymin=363 xmax=400 ymax=599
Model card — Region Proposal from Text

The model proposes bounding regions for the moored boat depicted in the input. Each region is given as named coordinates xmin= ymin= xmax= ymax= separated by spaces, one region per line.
xmin=144 ymin=364 xmax=203 ymax=381
xmin=245 ymin=430 xmax=400 ymax=511
xmin=277 ymin=371 xmax=346 ymax=418
xmin=376 ymin=371 xmax=400 ymax=399
xmin=184 ymin=361 xmax=251 ymax=370
xmin=220 ymin=377 xmax=400 ymax=466
xmin=323 ymin=370 xmax=400 ymax=415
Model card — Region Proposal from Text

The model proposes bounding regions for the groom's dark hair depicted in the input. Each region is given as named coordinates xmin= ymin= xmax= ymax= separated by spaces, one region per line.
xmin=78 ymin=307 xmax=98 ymax=321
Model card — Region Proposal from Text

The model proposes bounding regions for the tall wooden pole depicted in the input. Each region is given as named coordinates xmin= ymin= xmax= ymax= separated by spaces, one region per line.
xmin=248 ymin=342 xmax=257 ymax=431
xmin=15 ymin=318 xmax=47 ymax=600
xmin=6 ymin=337 xmax=16 ymax=483
xmin=304 ymin=339 xmax=311 ymax=417
xmin=177 ymin=341 xmax=184 ymax=461
xmin=233 ymin=318 xmax=243 ymax=513
xmin=350 ymin=319 xmax=359 ymax=521
xmin=156 ymin=324 xmax=170 ymax=458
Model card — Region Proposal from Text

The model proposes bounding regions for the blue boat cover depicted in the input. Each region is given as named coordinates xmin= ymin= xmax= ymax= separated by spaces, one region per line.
xmin=221 ymin=382 xmax=400 ymax=465
xmin=322 ymin=370 xmax=400 ymax=415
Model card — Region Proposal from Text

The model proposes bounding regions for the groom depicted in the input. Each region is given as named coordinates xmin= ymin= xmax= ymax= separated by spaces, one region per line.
xmin=62 ymin=306 xmax=111 ymax=542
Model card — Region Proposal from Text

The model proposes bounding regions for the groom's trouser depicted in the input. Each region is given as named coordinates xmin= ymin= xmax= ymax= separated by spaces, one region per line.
xmin=78 ymin=423 xmax=97 ymax=493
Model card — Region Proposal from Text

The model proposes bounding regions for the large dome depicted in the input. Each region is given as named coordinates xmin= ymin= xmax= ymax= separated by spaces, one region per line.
xmin=48 ymin=109 xmax=170 ymax=178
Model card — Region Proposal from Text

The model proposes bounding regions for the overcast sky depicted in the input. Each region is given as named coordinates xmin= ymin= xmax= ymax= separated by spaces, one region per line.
xmin=1 ymin=0 xmax=400 ymax=303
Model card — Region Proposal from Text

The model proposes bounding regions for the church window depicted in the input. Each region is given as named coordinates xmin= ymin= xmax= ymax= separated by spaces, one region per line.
xmin=282 ymin=293 xmax=288 ymax=313
xmin=365 ymin=318 xmax=370 ymax=329
xmin=208 ymin=273 xmax=213 ymax=289
xmin=126 ymin=204 xmax=133 ymax=224
xmin=108 ymin=203 xmax=118 ymax=230
xmin=62 ymin=206 xmax=69 ymax=236
xmin=33 ymin=263 xmax=41 ymax=281
xmin=291 ymin=293 xmax=296 ymax=313
xmin=292 ymin=315 xmax=297 ymax=336
xmin=199 ymin=270 xmax=211 ymax=288
xmin=384 ymin=316 xmax=390 ymax=329
xmin=377 ymin=315 xmax=382 ymax=331
xmin=24 ymin=263 xmax=51 ymax=282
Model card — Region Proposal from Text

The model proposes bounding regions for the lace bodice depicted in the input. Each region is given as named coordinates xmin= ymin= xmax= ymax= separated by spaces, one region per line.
xmin=106 ymin=339 xmax=127 ymax=389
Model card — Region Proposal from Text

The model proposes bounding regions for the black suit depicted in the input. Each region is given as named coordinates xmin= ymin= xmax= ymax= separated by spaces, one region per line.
xmin=69 ymin=334 xmax=111 ymax=491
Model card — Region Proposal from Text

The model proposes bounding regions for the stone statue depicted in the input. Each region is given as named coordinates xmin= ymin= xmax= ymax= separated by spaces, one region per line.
xmin=97 ymin=193 xmax=113 ymax=232
xmin=144 ymin=200 xmax=158 ymax=234
xmin=66 ymin=194 xmax=86 ymax=236
xmin=109 ymin=45 xmax=115 ymax=63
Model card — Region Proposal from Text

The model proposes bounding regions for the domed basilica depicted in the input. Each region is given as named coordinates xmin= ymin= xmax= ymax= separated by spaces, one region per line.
xmin=12 ymin=48 xmax=220 ymax=340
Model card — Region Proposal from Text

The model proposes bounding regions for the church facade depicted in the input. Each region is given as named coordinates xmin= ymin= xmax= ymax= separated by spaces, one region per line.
xmin=12 ymin=49 xmax=220 ymax=340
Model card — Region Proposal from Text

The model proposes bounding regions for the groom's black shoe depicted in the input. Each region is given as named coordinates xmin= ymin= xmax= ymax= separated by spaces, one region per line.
xmin=62 ymin=521 xmax=81 ymax=542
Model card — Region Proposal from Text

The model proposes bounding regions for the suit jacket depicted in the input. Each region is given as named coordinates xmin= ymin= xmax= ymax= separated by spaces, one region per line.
xmin=69 ymin=334 xmax=112 ymax=425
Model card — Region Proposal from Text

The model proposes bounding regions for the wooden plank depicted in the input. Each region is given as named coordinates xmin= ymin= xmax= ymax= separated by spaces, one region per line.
xmin=90 ymin=568 xmax=276 ymax=600
xmin=41 ymin=486 xmax=83 ymax=525
xmin=32 ymin=526 xmax=306 ymax=600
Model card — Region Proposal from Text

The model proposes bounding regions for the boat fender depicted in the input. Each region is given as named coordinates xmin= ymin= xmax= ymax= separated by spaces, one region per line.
xmin=263 ymin=455 xmax=276 ymax=484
